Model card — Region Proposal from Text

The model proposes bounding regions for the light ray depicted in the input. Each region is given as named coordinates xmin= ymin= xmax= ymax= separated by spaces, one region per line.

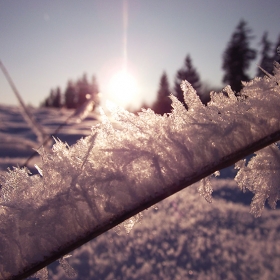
xmin=123 ymin=0 xmax=128 ymax=72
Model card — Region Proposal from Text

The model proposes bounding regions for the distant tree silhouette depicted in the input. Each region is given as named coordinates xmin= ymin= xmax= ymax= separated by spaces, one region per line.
xmin=257 ymin=32 xmax=274 ymax=77
xmin=42 ymin=89 xmax=53 ymax=107
xmin=152 ymin=71 xmax=172 ymax=115
xmin=89 ymin=75 xmax=100 ymax=107
xmin=42 ymin=74 xmax=100 ymax=110
xmin=272 ymin=34 xmax=280 ymax=64
xmin=174 ymin=54 xmax=201 ymax=107
xmin=69 ymin=74 xmax=100 ymax=109
xmin=42 ymin=87 xmax=61 ymax=108
xmin=76 ymin=74 xmax=90 ymax=108
xmin=222 ymin=20 xmax=256 ymax=93
xmin=52 ymin=87 xmax=62 ymax=108
xmin=64 ymin=81 xmax=77 ymax=109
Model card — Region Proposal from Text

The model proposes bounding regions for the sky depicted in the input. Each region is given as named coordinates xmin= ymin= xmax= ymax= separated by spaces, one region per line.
xmin=1 ymin=0 xmax=280 ymax=110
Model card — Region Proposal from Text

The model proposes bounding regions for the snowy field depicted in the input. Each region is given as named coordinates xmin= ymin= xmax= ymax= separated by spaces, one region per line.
xmin=1 ymin=104 xmax=280 ymax=280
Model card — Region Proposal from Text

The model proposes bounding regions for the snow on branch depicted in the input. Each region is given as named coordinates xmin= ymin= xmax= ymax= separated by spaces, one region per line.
xmin=1 ymin=63 xmax=280 ymax=279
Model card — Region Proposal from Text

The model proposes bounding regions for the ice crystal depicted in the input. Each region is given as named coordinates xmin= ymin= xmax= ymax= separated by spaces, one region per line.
xmin=198 ymin=171 xmax=220 ymax=203
xmin=235 ymin=144 xmax=280 ymax=217
xmin=59 ymin=256 xmax=77 ymax=278
xmin=31 ymin=267 xmax=48 ymax=280
xmin=198 ymin=177 xmax=213 ymax=203
xmin=114 ymin=212 xmax=143 ymax=235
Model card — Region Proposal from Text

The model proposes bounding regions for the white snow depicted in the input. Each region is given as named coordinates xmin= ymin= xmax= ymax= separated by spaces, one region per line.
xmin=1 ymin=63 xmax=280 ymax=279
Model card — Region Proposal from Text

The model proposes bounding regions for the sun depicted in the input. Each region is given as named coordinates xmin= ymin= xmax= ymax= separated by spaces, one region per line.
xmin=107 ymin=70 xmax=139 ymax=108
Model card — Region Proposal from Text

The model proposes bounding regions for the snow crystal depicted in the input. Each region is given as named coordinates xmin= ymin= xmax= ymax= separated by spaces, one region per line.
xmin=114 ymin=212 xmax=143 ymax=235
xmin=235 ymin=144 xmax=280 ymax=217
xmin=198 ymin=171 xmax=220 ymax=203
xmin=1 ymin=63 xmax=280 ymax=278
xmin=198 ymin=177 xmax=213 ymax=203
xmin=31 ymin=267 xmax=48 ymax=280
xmin=58 ymin=256 xmax=77 ymax=278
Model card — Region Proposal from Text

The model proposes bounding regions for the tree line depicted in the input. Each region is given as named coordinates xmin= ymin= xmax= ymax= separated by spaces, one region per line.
xmin=41 ymin=74 xmax=99 ymax=109
xmin=42 ymin=19 xmax=280 ymax=115
xmin=151 ymin=19 xmax=280 ymax=115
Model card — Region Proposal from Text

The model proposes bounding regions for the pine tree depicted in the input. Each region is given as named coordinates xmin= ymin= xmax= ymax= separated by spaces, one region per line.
xmin=52 ymin=87 xmax=62 ymax=108
xmin=76 ymin=74 xmax=100 ymax=108
xmin=77 ymin=74 xmax=89 ymax=108
xmin=257 ymin=32 xmax=274 ymax=77
xmin=89 ymin=75 xmax=100 ymax=107
xmin=222 ymin=20 xmax=256 ymax=93
xmin=42 ymin=90 xmax=52 ymax=107
xmin=152 ymin=72 xmax=172 ymax=115
xmin=272 ymin=34 xmax=280 ymax=64
xmin=64 ymin=81 xmax=77 ymax=109
xmin=42 ymin=74 xmax=100 ymax=110
xmin=42 ymin=89 xmax=55 ymax=108
xmin=174 ymin=54 xmax=201 ymax=106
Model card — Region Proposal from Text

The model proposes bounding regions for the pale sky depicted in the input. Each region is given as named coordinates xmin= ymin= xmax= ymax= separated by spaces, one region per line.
xmin=1 ymin=0 xmax=280 ymax=109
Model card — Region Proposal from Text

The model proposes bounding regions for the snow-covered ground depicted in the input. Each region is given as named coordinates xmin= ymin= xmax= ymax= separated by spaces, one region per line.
xmin=0 ymin=105 xmax=98 ymax=173
xmin=48 ymin=180 xmax=280 ymax=280
xmin=1 ymin=104 xmax=279 ymax=280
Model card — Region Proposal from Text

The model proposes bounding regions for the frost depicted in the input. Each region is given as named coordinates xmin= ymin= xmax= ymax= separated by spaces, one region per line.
xmin=31 ymin=267 xmax=48 ymax=280
xmin=234 ymin=159 xmax=246 ymax=173
xmin=58 ymin=256 xmax=77 ymax=278
xmin=29 ymin=255 xmax=76 ymax=280
xmin=235 ymin=144 xmax=280 ymax=217
xmin=114 ymin=212 xmax=143 ymax=235
xmin=181 ymin=80 xmax=204 ymax=110
xmin=1 ymin=63 xmax=280 ymax=278
xmin=198 ymin=177 xmax=213 ymax=203
xmin=198 ymin=171 xmax=220 ymax=203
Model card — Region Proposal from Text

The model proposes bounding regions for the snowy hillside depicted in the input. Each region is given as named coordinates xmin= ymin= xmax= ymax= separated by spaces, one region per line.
xmin=0 ymin=105 xmax=98 ymax=173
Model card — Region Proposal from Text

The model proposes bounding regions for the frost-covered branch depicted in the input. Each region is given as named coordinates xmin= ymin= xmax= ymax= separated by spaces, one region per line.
xmin=1 ymin=63 xmax=280 ymax=279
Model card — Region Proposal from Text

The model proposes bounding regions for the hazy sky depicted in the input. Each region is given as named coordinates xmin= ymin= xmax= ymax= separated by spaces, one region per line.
xmin=1 ymin=0 xmax=280 ymax=109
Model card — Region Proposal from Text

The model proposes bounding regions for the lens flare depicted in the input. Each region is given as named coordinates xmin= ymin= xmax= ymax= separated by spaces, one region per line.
xmin=107 ymin=70 xmax=138 ymax=107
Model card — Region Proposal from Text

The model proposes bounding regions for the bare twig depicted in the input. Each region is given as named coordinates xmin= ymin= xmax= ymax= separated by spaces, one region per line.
xmin=0 ymin=60 xmax=47 ymax=144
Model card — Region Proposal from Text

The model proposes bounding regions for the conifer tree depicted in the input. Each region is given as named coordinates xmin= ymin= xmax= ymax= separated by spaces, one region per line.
xmin=42 ymin=89 xmax=54 ymax=107
xmin=89 ymin=75 xmax=100 ymax=106
xmin=257 ymin=32 xmax=274 ymax=77
xmin=42 ymin=88 xmax=59 ymax=108
xmin=42 ymin=74 xmax=99 ymax=109
xmin=152 ymin=71 xmax=172 ymax=115
xmin=272 ymin=35 xmax=280 ymax=64
xmin=52 ymin=87 xmax=62 ymax=108
xmin=64 ymin=81 xmax=77 ymax=109
xmin=174 ymin=54 xmax=201 ymax=106
xmin=77 ymin=74 xmax=89 ymax=108
xmin=222 ymin=20 xmax=256 ymax=93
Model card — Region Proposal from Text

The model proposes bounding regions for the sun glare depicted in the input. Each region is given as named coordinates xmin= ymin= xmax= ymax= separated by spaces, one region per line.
xmin=107 ymin=70 xmax=139 ymax=108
